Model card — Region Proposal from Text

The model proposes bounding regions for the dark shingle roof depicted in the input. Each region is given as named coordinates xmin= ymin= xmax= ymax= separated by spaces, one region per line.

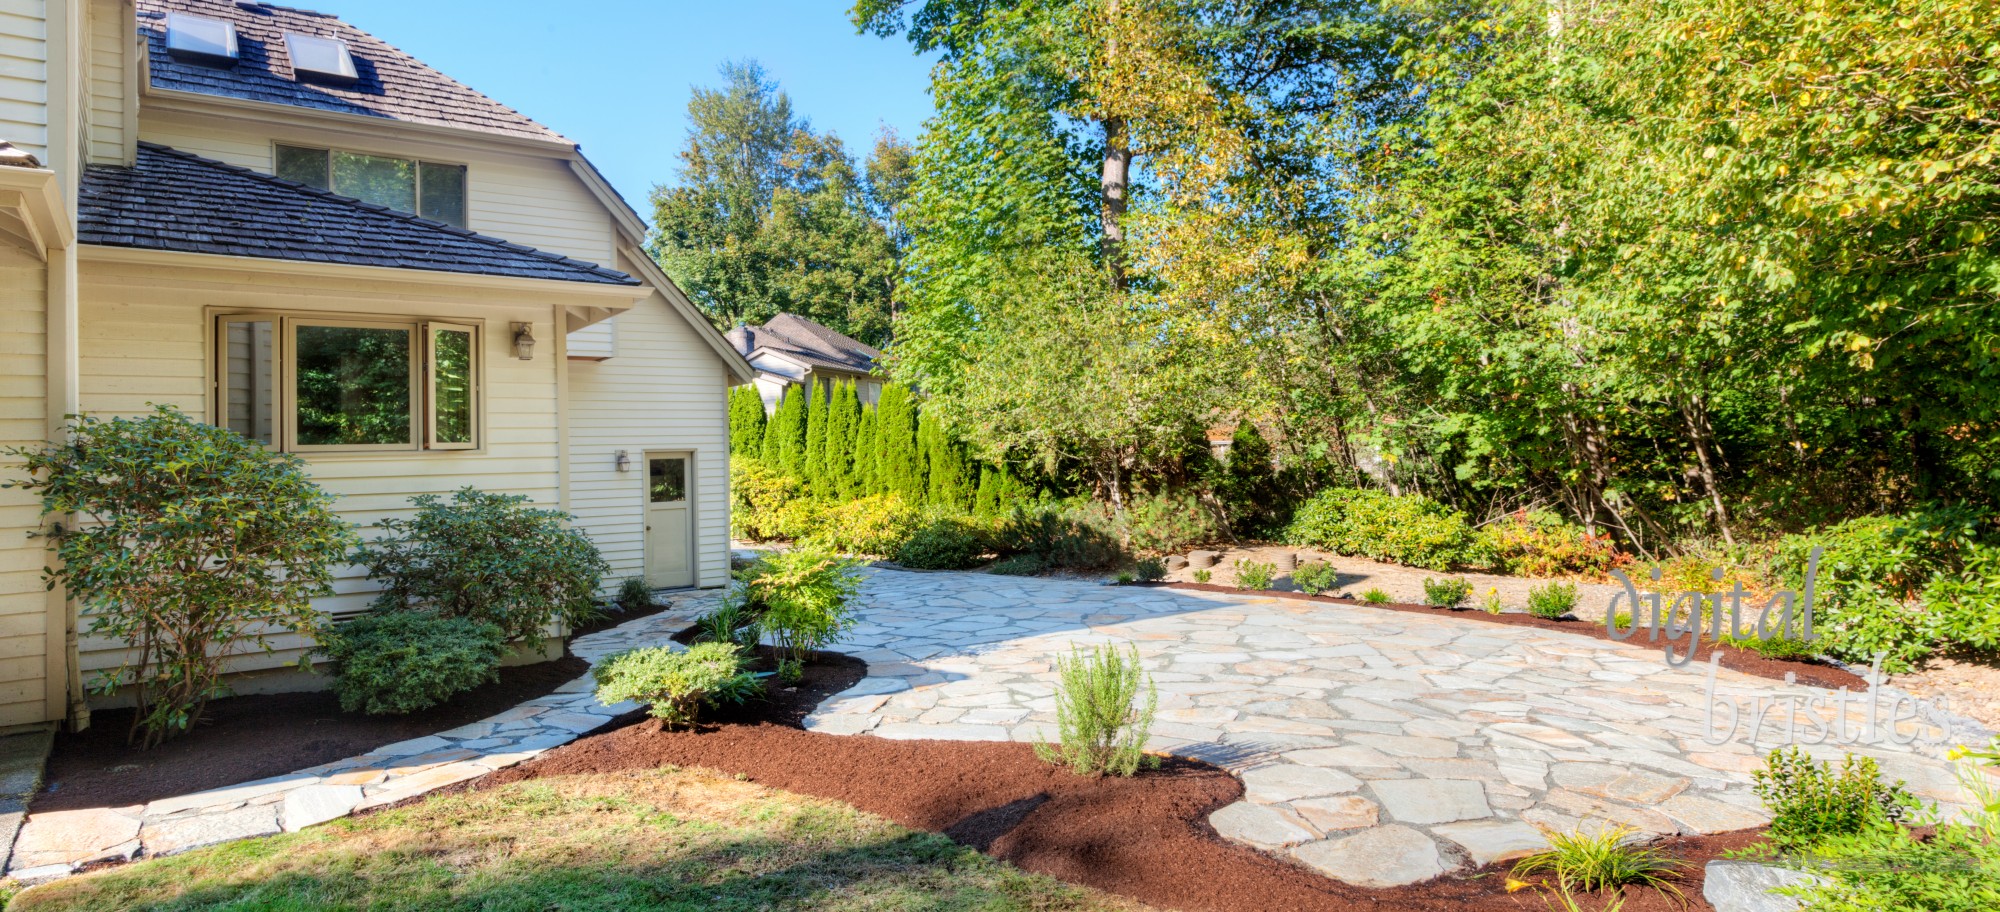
xmin=80 ymin=143 xmax=637 ymax=285
xmin=138 ymin=0 xmax=567 ymax=143
xmin=726 ymin=314 xmax=881 ymax=374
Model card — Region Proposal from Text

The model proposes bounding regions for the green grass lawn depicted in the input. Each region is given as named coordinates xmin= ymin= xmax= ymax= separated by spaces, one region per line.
xmin=10 ymin=767 xmax=1143 ymax=912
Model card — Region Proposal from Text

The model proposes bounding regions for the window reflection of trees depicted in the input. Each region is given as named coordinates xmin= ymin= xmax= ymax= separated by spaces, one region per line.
xmin=295 ymin=326 xmax=410 ymax=445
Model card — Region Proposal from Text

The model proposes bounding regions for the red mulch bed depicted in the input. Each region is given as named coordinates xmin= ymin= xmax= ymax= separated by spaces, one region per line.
xmin=36 ymin=599 xmax=674 ymax=813
xmin=1154 ymin=581 xmax=1866 ymax=691
xmin=422 ymin=648 xmax=1758 ymax=912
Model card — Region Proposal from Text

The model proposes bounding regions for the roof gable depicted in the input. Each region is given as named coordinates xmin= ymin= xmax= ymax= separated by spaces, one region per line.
xmin=138 ymin=0 xmax=566 ymax=144
xmin=80 ymin=143 xmax=637 ymax=285
xmin=729 ymin=314 xmax=881 ymax=375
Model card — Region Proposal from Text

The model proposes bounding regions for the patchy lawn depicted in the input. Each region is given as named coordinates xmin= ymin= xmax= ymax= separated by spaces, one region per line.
xmin=11 ymin=768 xmax=1144 ymax=912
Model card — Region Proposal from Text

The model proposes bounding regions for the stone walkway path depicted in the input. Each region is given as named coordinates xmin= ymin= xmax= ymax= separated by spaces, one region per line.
xmin=8 ymin=570 xmax=1984 ymax=890
xmin=3 ymin=600 xmax=716 ymax=884
xmin=806 ymin=571 xmax=1982 ymax=887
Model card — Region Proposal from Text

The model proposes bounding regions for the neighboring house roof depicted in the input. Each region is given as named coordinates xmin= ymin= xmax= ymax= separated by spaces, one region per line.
xmin=79 ymin=143 xmax=639 ymax=285
xmin=725 ymin=314 xmax=881 ymax=376
xmin=137 ymin=0 xmax=567 ymax=143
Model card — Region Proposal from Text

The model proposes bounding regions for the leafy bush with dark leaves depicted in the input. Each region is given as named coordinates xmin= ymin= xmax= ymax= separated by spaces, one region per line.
xmin=354 ymin=487 xmax=608 ymax=642
xmin=319 ymin=611 xmax=507 ymax=715
xmin=895 ymin=518 xmax=989 ymax=569
xmin=993 ymin=505 xmax=1123 ymax=570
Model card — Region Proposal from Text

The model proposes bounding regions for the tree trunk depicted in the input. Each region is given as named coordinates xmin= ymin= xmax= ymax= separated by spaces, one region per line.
xmin=1680 ymin=395 xmax=1736 ymax=546
xmin=1100 ymin=116 xmax=1131 ymax=290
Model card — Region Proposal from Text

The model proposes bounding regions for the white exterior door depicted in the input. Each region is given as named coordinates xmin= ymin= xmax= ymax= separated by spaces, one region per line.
xmin=644 ymin=452 xmax=694 ymax=588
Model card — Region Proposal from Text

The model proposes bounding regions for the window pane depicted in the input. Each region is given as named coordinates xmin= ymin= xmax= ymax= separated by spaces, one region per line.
xmin=649 ymin=457 xmax=687 ymax=503
xmin=431 ymin=326 xmax=475 ymax=445
xmin=222 ymin=319 xmax=275 ymax=446
xmin=295 ymin=325 xmax=411 ymax=446
xmin=275 ymin=145 xmax=330 ymax=190
xmin=331 ymin=151 xmax=416 ymax=213
xmin=419 ymin=161 xmax=467 ymax=227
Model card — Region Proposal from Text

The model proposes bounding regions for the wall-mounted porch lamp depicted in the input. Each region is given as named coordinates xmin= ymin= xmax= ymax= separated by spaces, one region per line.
xmin=510 ymin=322 xmax=536 ymax=360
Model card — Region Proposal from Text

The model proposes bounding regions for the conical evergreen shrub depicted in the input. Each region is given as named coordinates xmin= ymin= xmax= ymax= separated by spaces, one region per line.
xmin=768 ymin=384 xmax=808 ymax=477
xmin=921 ymin=412 xmax=972 ymax=511
xmin=852 ymin=406 xmax=878 ymax=495
xmin=803 ymin=381 xmax=830 ymax=494
xmin=728 ymin=385 xmax=766 ymax=455
xmin=875 ymin=384 xmax=922 ymax=501
xmin=826 ymin=380 xmax=860 ymax=497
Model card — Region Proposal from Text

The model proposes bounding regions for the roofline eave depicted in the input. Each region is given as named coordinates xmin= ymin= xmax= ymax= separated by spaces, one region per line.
xmin=81 ymin=243 xmax=651 ymax=303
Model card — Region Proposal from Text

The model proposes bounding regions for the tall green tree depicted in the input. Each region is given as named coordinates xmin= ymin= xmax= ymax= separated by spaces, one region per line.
xmin=764 ymin=384 xmax=809 ymax=476
xmin=803 ymin=381 xmax=831 ymax=493
xmin=826 ymin=380 xmax=862 ymax=497
xmin=728 ymin=385 xmax=767 ymax=455
xmin=873 ymin=384 xmax=922 ymax=500
xmin=852 ymin=405 xmax=879 ymax=495
xmin=650 ymin=61 xmax=902 ymax=346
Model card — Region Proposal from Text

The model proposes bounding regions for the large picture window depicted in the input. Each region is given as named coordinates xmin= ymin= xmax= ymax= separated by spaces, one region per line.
xmin=213 ymin=314 xmax=482 ymax=453
xmin=275 ymin=144 xmax=468 ymax=227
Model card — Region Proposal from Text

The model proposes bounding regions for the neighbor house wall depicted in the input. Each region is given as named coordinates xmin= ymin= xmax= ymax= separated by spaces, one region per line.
xmin=0 ymin=244 xmax=50 ymax=727
xmin=136 ymin=110 xmax=618 ymax=266
xmin=565 ymin=274 xmax=733 ymax=591
xmin=71 ymin=255 xmax=578 ymax=689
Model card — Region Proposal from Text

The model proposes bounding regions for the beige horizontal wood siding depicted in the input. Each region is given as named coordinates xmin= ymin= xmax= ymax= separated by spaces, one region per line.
xmin=567 ymin=287 xmax=731 ymax=591
xmin=74 ymin=258 xmax=569 ymax=687
xmin=0 ymin=1 xmax=51 ymax=161
xmin=136 ymin=112 xmax=618 ymax=265
xmin=0 ymin=245 xmax=50 ymax=726
xmin=84 ymin=0 xmax=127 ymax=165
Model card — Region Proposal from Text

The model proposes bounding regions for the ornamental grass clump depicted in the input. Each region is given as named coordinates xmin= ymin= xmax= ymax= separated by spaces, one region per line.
xmin=615 ymin=577 xmax=655 ymax=612
xmin=354 ymin=487 xmax=609 ymax=642
xmin=5 ymin=407 xmax=354 ymax=747
xmin=1510 ymin=823 xmax=1687 ymax=899
xmin=593 ymin=642 xmax=761 ymax=729
xmin=1036 ymin=644 xmax=1158 ymax=777
xmin=738 ymin=547 xmax=863 ymax=667
xmin=319 ymin=611 xmax=506 ymax=715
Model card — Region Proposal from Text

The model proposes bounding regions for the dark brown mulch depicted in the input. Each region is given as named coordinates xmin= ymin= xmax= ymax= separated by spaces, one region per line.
xmin=423 ymin=649 xmax=1756 ymax=912
xmin=34 ymin=598 xmax=678 ymax=814
xmin=1154 ymin=581 xmax=1866 ymax=691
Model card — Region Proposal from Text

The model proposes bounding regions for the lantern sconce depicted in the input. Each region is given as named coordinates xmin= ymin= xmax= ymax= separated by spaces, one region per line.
xmin=510 ymin=322 xmax=536 ymax=360
xmin=615 ymin=449 xmax=632 ymax=473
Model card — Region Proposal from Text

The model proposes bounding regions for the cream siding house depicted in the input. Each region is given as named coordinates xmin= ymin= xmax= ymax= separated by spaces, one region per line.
xmin=0 ymin=0 xmax=752 ymax=731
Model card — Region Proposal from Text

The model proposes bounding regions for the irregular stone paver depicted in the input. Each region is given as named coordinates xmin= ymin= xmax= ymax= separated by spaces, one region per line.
xmin=801 ymin=569 xmax=1984 ymax=886
xmin=6 ymin=598 xmax=718 ymax=882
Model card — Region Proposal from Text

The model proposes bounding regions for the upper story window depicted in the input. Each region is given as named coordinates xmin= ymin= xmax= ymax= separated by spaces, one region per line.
xmin=275 ymin=144 xmax=468 ymax=228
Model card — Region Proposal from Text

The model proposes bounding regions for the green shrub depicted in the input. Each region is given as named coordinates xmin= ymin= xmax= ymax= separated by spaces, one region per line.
xmin=1078 ymin=492 xmax=1223 ymax=555
xmin=1422 ymin=577 xmax=1472 ymax=608
xmin=1134 ymin=557 xmax=1166 ymax=582
xmin=1510 ymin=823 xmax=1687 ymax=897
xmin=1192 ymin=568 xmax=1213 ymax=583
xmin=894 ymin=518 xmax=988 ymax=570
xmin=739 ymin=547 xmax=863 ymax=665
xmin=1234 ymin=560 xmax=1275 ymax=590
xmin=4 ymin=407 xmax=354 ymax=746
xmin=319 ymin=611 xmax=507 ymax=716
xmin=1753 ymin=747 xmax=1915 ymax=851
xmin=989 ymin=553 xmax=1046 ymax=576
xmin=802 ymin=494 xmax=921 ymax=556
xmin=1771 ymin=509 xmax=1986 ymax=673
xmin=1284 ymin=488 xmax=1477 ymax=570
xmin=1292 ymin=561 xmax=1339 ymax=595
xmin=730 ymin=456 xmax=821 ymax=541
xmin=1477 ymin=509 xmax=1628 ymax=578
xmin=1922 ymin=543 xmax=2000 ymax=652
xmin=1783 ymin=817 xmax=2000 ymax=912
xmin=993 ymin=505 xmax=1123 ymax=570
xmin=616 ymin=577 xmax=654 ymax=612
xmin=692 ymin=600 xmax=759 ymax=648
xmin=593 ymin=642 xmax=761 ymax=729
xmin=354 ymin=487 xmax=608 ymax=642
xmin=1526 ymin=581 xmax=1578 ymax=619
xmin=1035 ymin=644 xmax=1158 ymax=777
xmin=1361 ymin=587 xmax=1392 ymax=605
xmin=1114 ymin=570 xmax=1136 ymax=584
xmin=1480 ymin=586 xmax=1505 ymax=614
xmin=1718 ymin=632 xmax=1820 ymax=661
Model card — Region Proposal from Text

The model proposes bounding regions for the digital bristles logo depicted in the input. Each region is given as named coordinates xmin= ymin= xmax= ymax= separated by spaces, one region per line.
xmin=1603 ymin=547 xmax=1960 ymax=750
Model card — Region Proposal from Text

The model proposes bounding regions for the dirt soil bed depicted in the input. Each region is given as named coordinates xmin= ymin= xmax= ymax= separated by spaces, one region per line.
xmin=430 ymin=647 xmax=1758 ymax=912
xmin=1157 ymin=581 xmax=1865 ymax=691
xmin=36 ymin=599 xmax=675 ymax=813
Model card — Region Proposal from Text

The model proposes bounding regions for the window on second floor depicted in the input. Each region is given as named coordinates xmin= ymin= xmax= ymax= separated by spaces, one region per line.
xmin=275 ymin=144 xmax=468 ymax=228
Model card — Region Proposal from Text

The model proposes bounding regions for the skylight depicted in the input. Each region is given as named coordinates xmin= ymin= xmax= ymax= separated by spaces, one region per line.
xmin=164 ymin=12 xmax=239 ymax=67
xmin=286 ymin=33 xmax=359 ymax=85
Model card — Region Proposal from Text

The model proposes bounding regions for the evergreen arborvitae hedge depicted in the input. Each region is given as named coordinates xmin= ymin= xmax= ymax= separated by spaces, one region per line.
xmin=826 ymin=380 xmax=860 ymax=497
xmin=920 ymin=411 xmax=972 ymax=511
xmin=766 ymin=384 xmax=808 ymax=476
xmin=852 ymin=406 xmax=878 ymax=495
xmin=803 ymin=382 xmax=830 ymax=494
xmin=875 ymin=385 xmax=921 ymax=500
xmin=728 ymin=385 xmax=766 ymax=455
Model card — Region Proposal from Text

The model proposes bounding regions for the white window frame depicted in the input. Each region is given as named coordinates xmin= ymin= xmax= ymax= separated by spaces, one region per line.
xmin=210 ymin=312 xmax=483 ymax=454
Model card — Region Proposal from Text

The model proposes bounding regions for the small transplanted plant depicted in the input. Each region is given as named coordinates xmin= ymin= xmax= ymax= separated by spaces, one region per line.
xmin=1233 ymin=559 xmax=1276 ymax=590
xmin=737 ymin=546 xmax=863 ymax=679
xmin=1752 ymin=746 xmax=1914 ymax=850
xmin=1192 ymin=568 xmax=1213 ymax=584
xmin=1036 ymin=644 xmax=1159 ymax=777
xmin=1422 ymin=576 xmax=1473 ymax=608
xmin=1133 ymin=556 xmax=1166 ymax=582
xmin=1481 ymin=586 xmax=1506 ymax=615
xmin=1509 ymin=823 xmax=1687 ymax=902
xmin=1361 ymin=587 xmax=1393 ymax=605
xmin=593 ymin=641 xmax=761 ymax=729
xmin=1292 ymin=561 xmax=1338 ymax=595
xmin=616 ymin=577 xmax=655 ymax=612
xmin=1527 ymin=581 xmax=1579 ymax=619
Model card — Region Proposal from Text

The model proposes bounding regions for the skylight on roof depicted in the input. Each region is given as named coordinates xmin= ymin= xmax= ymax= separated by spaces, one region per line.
xmin=286 ymin=33 xmax=359 ymax=85
xmin=165 ymin=12 xmax=239 ymax=67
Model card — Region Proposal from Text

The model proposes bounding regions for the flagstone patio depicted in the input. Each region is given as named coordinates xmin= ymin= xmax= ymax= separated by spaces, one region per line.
xmin=7 ymin=567 xmax=1985 ymax=889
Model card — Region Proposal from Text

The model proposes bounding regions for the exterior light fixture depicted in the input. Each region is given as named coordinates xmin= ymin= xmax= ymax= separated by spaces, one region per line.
xmin=615 ymin=449 xmax=631 ymax=472
xmin=510 ymin=322 xmax=535 ymax=360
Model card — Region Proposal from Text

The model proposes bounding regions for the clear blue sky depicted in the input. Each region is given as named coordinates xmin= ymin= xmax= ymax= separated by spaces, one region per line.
xmin=316 ymin=0 xmax=938 ymax=216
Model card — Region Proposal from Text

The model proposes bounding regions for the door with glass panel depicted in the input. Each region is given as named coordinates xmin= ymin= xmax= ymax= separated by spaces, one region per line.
xmin=644 ymin=452 xmax=694 ymax=588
